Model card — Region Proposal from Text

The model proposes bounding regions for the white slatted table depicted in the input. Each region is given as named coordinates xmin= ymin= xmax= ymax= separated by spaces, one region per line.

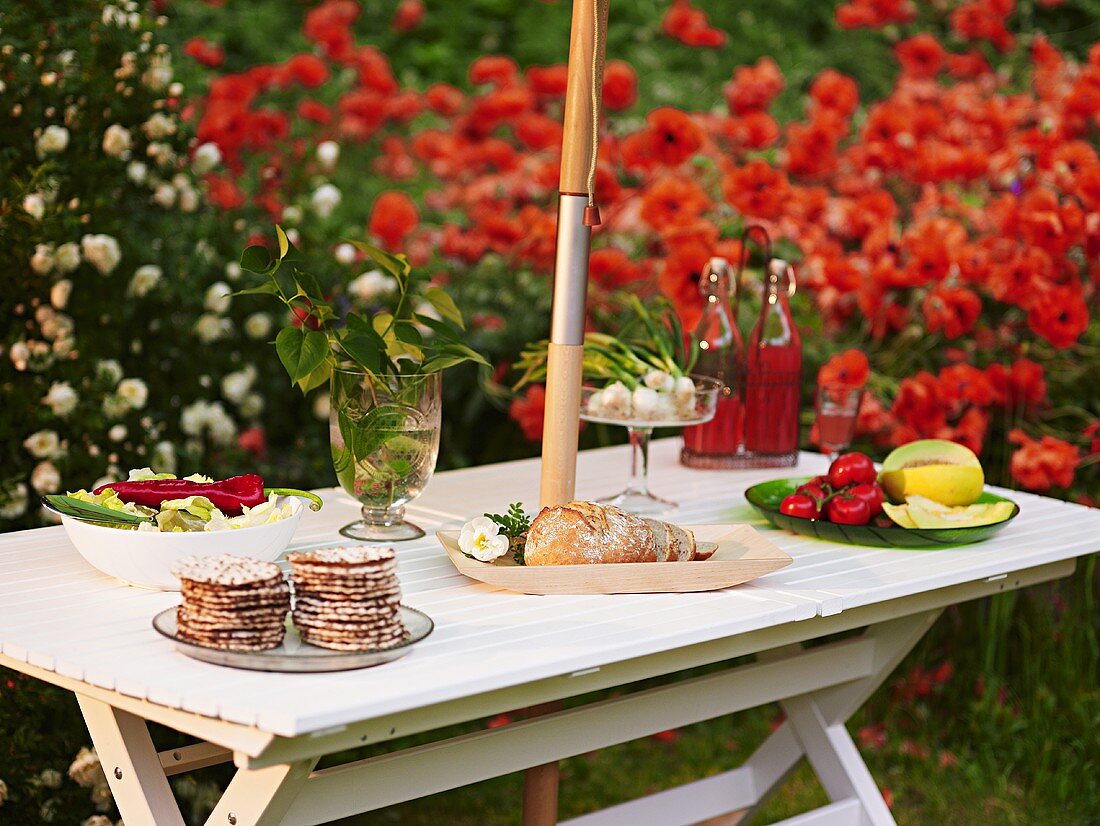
xmin=2 ymin=440 xmax=1097 ymax=826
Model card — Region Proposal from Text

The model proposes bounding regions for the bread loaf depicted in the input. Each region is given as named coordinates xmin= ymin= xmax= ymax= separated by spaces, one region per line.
xmin=524 ymin=501 xmax=699 ymax=565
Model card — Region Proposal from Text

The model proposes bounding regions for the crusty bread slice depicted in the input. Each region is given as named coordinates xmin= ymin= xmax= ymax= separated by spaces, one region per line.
xmin=642 ymin=518 xmax=676 ymax=562
xmin=667 ymin=523 xmax=696 ymax=561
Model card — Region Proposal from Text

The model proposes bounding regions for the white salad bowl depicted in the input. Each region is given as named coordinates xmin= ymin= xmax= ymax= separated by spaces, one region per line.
xmin=60 ymin=497 xmax=305 ymax=590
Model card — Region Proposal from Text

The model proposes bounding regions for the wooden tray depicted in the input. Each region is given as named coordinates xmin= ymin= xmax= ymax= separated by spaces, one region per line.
xmin=435 ymin=524 xmax=792 ymax=595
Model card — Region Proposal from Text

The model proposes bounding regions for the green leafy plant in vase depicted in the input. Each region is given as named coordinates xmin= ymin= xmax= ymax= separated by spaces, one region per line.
xmin=239 ymin=227 xmax=488 ymax=540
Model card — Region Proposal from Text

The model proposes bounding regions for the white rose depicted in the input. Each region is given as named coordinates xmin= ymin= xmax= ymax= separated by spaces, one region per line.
xmin=126 ymin=161 xmax=148 ymax=184
xmin=458 ymin=516 xmax=510 ymax=562
xmin=312 ymin=393 xmax=331 ymax=420
xmin=39 ymin=769 xmax=62 ymax=790
xmin=81 ymin=234 xmax=121 ymax=274
xmin=180 ymin=400 xmax=209 ymax=436
xmin=30 ymin=461 xmax=61 ymax=494
xmin=317 ymin=140 xmax=339 ymax=171
xmin=204 ymin=281 xmax=232 ymax=314
xmin=30 ymin=244 xmax=55 ymax=275
xmin=220 ymin=366 xmax=255 ymax=403
xmin=68 ymin=747 xmax=104 ymax=789
xmin=143 ymin=54 xmax=173 ymax=91
xmin=50 ymin=279 xmax=72 ymax=310
xmin=243 ymin=312 xmax=272 ymax=340
xmin=97 ymin=359 xmax=123 ymax=384
xmin=0 ymin=483 xmax=29 ymax=519
xmin=23 ymin=192 xmax=46 ymax=220
xmin=9 ymin=341 xmax=30 ymax=371
xmin=102 ymin=124 xmax=132 ymax=157
xmin=348 ymin=270 xmax=396 ymax=303
xmin=23 ymin=430 xmax=60 ymax=459
xmin=82 ymin=816 xmax=113 ymax=826
xmin=43 ymin=382 xmax=78 ymax=416
xmin=36 ymin=125 xmax=70 ymax=157
xmin=168 ymin=82 xmax=184 ymax=97
xmin=286 ymin=228 xmax=300 ymax=246
xmin=54 ymin=242 xmax=81 ymax=273
xmin=178 ymin=185 xmax=199 ymax=212
xmin=205 ymin=402 xmax=237 ymax=445
xmin=151 ymin=441 xmax=177 ymax=475
xmin=282 ymin=205 xmax=303 ymax=226
xmin=195 ymin=314 xmax=230 ymax=343
xmin=191 ymin=141 xmax=221 ymax=173
xmin=102 ymin=393 xmax=127 ymax=419
xmin=334 ymin=242 xmax=356 ymax=265
xmin=153 ymin=182 xmax=176 ymax=208
xmin=108 ymin=424 xmax=127 ymax=442
xmin=129 ymin=264 xmax=161 ymax=297
xmin=117 ymin=378 xmax=148 ymax=409
xmin=310 ymin=183 xmax=341 ymax=218
xmin=239 ymin=393 xmax=264 ymax=417
xmin=224 ymin=261 xmax=242 ymax=281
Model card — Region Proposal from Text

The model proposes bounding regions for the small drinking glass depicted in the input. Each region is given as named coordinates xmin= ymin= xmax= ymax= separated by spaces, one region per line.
xmin=329 ymin=369 xmax=441 ymax=541
xmin=580 ymin=376 xmax=721 ymax=515
xmin=815 ymin=382 xmax=864 ymax=463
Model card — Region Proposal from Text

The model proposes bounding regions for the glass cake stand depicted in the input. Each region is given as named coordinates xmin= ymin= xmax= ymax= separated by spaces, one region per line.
xmin=580 ymin=377 xmax=720 ymax=515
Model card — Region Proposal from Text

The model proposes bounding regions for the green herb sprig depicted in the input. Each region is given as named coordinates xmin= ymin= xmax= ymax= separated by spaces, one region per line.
xmin=486 ymin=502 xmax=531 ymax=565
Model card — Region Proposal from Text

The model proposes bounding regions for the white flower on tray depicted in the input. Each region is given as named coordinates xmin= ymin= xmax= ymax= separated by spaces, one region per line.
xmin=459 ymin=516 xmax=511 ymax=562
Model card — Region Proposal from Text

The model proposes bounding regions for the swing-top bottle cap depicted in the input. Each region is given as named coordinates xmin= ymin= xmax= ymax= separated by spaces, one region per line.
xmin=702 ymin=256 xmax=731 ymax=283
xmin=766 ymin=258 xmax=797 ymax=295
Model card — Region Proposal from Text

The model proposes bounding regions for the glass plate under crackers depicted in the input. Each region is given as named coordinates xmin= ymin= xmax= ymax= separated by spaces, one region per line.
xmin=152 ymin=605 xmax=433 ymax=672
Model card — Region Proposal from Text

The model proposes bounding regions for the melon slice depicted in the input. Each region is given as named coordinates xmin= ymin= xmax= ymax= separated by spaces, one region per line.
xmin=883 ymin=502 xmax=918 ymax=529
xmin=879 ymin=439 xmax=984 ymax=507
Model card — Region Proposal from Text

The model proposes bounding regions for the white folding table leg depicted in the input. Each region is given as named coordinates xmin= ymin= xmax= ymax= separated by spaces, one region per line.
xmin=737 ymin=609 xmax=941 ymax=823
xmin=76 ymin=695 xmax=186 ymax=826
xmin=205 ymin=757 xmax=319 ymax=826
xmin=781 ymin=694 xmax=894 ymax=826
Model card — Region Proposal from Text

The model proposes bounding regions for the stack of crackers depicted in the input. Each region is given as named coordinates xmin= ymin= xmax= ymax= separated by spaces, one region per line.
xmin=288 ymin=546 xmax=408 ymax=651
xmin=172 ymin=554 xmax=291 ymax=651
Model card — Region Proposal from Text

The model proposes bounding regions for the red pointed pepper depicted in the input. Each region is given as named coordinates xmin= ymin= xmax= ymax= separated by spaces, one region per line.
xmin=92 ymin=475 xmax=322 ymax=516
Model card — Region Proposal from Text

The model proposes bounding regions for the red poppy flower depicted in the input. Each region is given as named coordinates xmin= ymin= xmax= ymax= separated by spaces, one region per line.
xmin=298 ymin=99 xmax=331 ymax=124
xmin=923 ymin=285 xmax=981 ymax=339
xmin=183 ymin=37 xmax=225 ymax=69
xmin=818 ymin=349 xmax=870 ymax=388
xmin=469 ymin=55 xmax=519 ymax=86
xmin=642 ymin=107 xmax=705 ymax=166
xmin=894 ymin=34 xmax=946 ymax=78
xmin=237 ymin=427 xmax=267 ymax=460
xmin=662 ymin=0 xmax=727 ymax=48
xmin=391 ymin=0 xmax=424 ymax=33
xmin=809 ymin=69 xmax=859 ymax=118
xmin=425 ymin=83 xmax=465 ymax=116
xmin=602 ymin=60 xmax=638 ymax=111
xmin=1027 ymin=285 xmax=1089 ymax=348
xmin=526 ymin=65 xmax=569 ymax=97
xmin=986 ymin=359 xmax=1047 ymax=408
xmin=368 ymin=191 xmax=420 ymax=250
xmin=304 ymin=0 xmax=360 ymax=61
xmin=891 ymin=371 xmax=947 ymax=436
xmin=510 ymin=385 xmax=546 ymax=442
xmin=658 ymin=240 xmax=711 ymax=330
xmin=514 ymin=112 xmax=563 ymax=151
xmin=204 ymin=174 xmax=246 ymax=210
xmin=351 ymin=47 xmax=399 ymax=94
xmin=1009 ymin=429 xmax=1080 ymax=491
xmin=639 ymin=177 xmax=711 ymax=229
xmin=589 ymin=248 xmax=644 ymax=290
xmin=721 ymin=160 xmax=789 ymax=220
xmin=724 ymin=57 xmax=785 ymax=115
xmin=939 ymin=363 xmax=995 ymax=410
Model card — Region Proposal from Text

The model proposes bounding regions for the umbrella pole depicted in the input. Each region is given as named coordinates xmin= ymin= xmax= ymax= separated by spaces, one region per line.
xmin=527 ymin=0 xmax=609 ymax=823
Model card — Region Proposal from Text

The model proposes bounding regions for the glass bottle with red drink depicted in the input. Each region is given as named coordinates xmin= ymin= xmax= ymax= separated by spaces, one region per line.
xmin=742 ymin=258 xmax=801 ymax=466
xmin=681 ymin=257 xmax=745 ymax=468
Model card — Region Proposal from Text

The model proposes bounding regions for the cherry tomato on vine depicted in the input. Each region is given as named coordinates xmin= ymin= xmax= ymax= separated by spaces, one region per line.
xmin=795 ymin=482 xmax=828 ymax=501
xmin=825 ymin=494 xmax=872 ymax=525
xmin=849 ymin=482 xmax=885 ymax=518
xmin=827 ymin=452 xmax=877 ymax=488
xmin=780 ymin=494 xmax=821 ymax=520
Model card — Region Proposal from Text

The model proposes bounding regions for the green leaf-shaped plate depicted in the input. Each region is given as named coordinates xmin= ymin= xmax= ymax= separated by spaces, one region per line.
xmin=744 ymin=478 xmax=1020 ymax=548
